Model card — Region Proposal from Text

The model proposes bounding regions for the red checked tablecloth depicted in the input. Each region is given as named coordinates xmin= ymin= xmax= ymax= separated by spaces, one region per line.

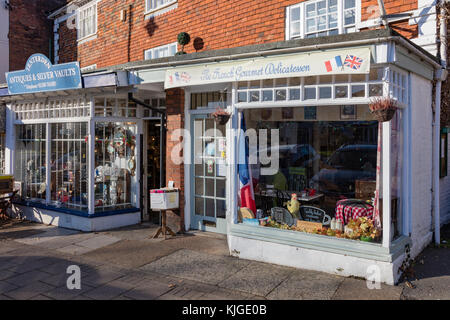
xmin=335 ymin=199 xmax=374 ymax=224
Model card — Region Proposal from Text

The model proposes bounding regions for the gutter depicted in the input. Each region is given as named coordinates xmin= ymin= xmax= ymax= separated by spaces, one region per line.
xmin=433 ymin=0 xmax=448 ymax=245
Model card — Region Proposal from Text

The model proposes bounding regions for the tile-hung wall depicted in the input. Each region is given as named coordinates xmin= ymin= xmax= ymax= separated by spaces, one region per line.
xmin=52 ymin=0 xmax=422 ymax=69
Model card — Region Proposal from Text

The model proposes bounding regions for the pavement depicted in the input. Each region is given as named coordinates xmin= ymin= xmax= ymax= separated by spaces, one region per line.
xmin=0 ymin=219 xmax=449 ymax=300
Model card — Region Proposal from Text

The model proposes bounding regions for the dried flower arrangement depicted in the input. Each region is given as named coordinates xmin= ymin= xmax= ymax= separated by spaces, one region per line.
xmin=369 ymin=97 xmax=398 ymax=122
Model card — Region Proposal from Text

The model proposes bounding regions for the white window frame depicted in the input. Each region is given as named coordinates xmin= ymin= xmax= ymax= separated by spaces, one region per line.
xmin=145 ymin=0 xmax=178 ymax=15
xmin=144 ymin=42 xmax=178 ymax=60
xmin=77 ymin=1 xmax=98 ymax=42
xmin=286 ymin=0 xmax=361 ymax=40
xmin=80 ymin=64 xmax=97 ymax=73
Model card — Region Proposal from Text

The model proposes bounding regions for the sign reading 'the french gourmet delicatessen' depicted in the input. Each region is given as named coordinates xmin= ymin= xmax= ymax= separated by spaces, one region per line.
xmin=6 ymin=54 xmax=82 ymax=95
xmin=165 ymin=47 xmax=371 ymax=89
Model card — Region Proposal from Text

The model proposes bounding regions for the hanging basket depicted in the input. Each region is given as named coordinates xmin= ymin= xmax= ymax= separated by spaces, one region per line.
xmin=211 ymin=112 xmax=231 ymax=125
xmin=371 ymin=108 xmax=397 ymax=122
xmin=369 ymin=97 xmax=398 ymax=122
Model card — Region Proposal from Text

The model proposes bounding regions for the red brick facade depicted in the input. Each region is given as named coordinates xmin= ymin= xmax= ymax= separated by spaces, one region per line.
xmin=8 ymin=0 xmax=67 ymax=71
xmin=54 ymin=0 xmax=421 ymax=69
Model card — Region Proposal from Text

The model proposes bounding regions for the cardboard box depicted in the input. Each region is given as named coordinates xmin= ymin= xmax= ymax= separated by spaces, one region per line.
xmin=150 ymin=188 xmax=179 ymax=210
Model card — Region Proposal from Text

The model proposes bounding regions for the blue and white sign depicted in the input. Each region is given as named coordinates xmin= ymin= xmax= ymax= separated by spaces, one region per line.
xmin=6 ymin=54 xmax=82 ymax=95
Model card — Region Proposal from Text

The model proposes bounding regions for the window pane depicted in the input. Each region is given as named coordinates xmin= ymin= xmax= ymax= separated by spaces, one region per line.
xmin=318 ymin=16 xmax=326 ymax=30
xmin=351 ymin=85 xmax=365 ymax=97
xmin=328 ymin=0 xmax=337 ymax=12
xmin=306 ymin=18 xmax=316 ymax=32
xmin=250 ymin=91 xmax=260 ymax=102
xmin=317 ymin=0 xmax=326 ymax=15
xmin=291 ymin=7 xmax=300 ymax=21
xmin=276 ymin=89 xmax=287 ymax=101
xmin=289 ymin=88 xmax=301 ymax=100
xmin=304 ymin=87 xmax=316 ymax=100
xmin=319 ymin=87 xmax=332 ymax=99
xmin=335 ymin=86 xmax=348 ymax=98
xmin=345 ymin=0 xmax=355 ymax=9
xmin=344 ymin=9 xmax=355 ymax=25
xmin=369 ymin=84 xmax=383 ymax=97
xmin=306 ymin=3 xmax=316 ymax=17
xmin=262 ymin=90 xmax=273 ymax=101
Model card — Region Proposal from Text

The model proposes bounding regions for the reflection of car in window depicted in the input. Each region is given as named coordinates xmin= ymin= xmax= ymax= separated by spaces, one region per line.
xmin=310 ymin=144 xmax=377 ymax=197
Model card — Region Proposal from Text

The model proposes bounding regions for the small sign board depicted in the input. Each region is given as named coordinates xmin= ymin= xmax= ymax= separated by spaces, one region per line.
xmin=299 ymin=206 xmax=331 ymax=225
xmin=271 ymin=207 xmax=294 ymax=226
xmin=6 ymin=53 xmax=82 ymax=95
xmin=296 ymin=220 xmax=322 ymax=233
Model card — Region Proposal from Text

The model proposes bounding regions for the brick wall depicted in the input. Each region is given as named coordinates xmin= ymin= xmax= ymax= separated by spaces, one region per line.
xmin=8 ymin=0 xmax=67 ymax=71
xmin=55 ymin=0 xmax=421 ymax=68
xmin=165 ymin=88 xmax=185 ymax=231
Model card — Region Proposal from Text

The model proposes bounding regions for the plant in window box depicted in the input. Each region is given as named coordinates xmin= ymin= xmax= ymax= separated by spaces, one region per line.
xmin=369 ymin=97 xmax=398 ymax=122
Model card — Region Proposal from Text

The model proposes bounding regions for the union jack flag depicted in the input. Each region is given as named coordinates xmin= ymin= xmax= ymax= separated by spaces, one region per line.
xmin=344 ymin=55 xmax=363 ymax=70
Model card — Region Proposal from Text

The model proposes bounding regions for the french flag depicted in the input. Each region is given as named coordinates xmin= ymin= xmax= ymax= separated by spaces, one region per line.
xmin=238 ymin=112 xmax=256 ymax=215
xmin=324 ymin=56 xmax=343 ymax=72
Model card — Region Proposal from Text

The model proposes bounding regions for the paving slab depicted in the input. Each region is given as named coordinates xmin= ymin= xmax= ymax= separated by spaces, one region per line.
xmin=0 ymin=294 xmax=13 ymax=300
xmin=44 ymin=283 xmax=96 ymax=300
xmin=0 ymin=280 xmax=19 ymax=295
xmin=31 ymin=294 xmax=54 ymax=300
xmin=139 ymin=249 xmax=251 ymax=285
xmin=83 ymin=279 xmax=135 ymax=300
xmin=4 ymin=281 xmax=55 ymax=300
xmin=0 ymin=269 xmax=18 ymax=281
xmin=218 ymin=261 xmax=294 ymax=297
xmin=82 ymin=239 xmax=180 ymax=269
xmin=266 ymin=270 xmax=344 ymax=300
xmin=332 ymin=277 xmax=403 ymax=300
xmin=82 ymin=268 xmax=126 ymax=287
xmin=75 ymin=235 xmax=121 ymax=250
xmin=57 ymin=244 xmax=96 ymax=255
xmin=4 ymin=270 xmax=53 ymax=287
xmin=122 ymin=280 xmax=174 ymax=300
xmin=14 ymin=227 xmax=79 ymax=245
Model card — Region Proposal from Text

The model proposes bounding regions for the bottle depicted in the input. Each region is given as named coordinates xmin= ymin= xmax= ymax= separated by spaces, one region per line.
xmin=330 ymin=218 xmax=336 ymax=230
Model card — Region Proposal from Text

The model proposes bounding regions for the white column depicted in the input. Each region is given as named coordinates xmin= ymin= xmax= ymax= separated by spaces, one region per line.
xmin=88 ymin=118 xmax=95 ymax=214
xmin=5 ymin=104 xmax=15 ymax=175
xmin=45 ymin=122 xmax=51 ymax=205
xmin=382 ymin=120 xmax=391 ymax=248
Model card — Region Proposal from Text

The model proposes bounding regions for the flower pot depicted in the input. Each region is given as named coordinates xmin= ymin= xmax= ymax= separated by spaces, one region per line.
xmin=371 ymin=108 xmax=397 ymax=122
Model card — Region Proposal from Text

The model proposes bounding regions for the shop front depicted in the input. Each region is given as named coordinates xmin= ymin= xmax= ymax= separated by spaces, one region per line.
xmin=1 ymin=54 xmax=165 ymax=231
xmin=161 ymin=31 xmax=443 ymax=284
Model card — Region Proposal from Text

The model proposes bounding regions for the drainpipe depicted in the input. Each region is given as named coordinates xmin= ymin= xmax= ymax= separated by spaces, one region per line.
xmin=433 ymin=0 xmax=448 ymax=245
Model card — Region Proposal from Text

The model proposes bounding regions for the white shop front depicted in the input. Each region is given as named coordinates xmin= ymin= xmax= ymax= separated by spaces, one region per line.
xmin=164 ymin=36 xmax=444 ymax=284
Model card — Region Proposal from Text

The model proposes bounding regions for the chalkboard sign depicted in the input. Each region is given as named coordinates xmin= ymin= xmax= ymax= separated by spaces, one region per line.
xmin=271 ymin=207 xmax=295 ymax=227
xmin=299 ymin=206 xmax=331 ymax=226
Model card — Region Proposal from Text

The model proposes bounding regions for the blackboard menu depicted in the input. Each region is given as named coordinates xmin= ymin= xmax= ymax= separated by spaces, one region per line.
xmin=299 ymin=206 xmax=331 ymax=225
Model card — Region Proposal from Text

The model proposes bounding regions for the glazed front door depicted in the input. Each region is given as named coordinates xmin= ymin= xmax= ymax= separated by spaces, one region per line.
xmin=191 ymin=115 xmax=227 ymax=234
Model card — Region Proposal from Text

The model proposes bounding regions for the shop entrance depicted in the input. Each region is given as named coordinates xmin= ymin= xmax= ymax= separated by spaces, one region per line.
xmin=143 ymin=119 xmax=161 ymax=223
xmin=190 ymin=114 xmax=227 ymax=234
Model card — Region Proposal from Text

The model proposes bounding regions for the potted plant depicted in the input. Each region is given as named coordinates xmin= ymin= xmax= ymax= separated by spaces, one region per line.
xmin=211 ymin=106 xmax=231 ymax=125
xmin=369 ymin=97 xmax=398 ymax=122
xmin=175 ymin=32 xmax=190 ymax=55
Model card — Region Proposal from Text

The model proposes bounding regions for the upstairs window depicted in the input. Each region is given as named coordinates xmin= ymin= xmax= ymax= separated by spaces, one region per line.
xmin=146 ymin=0 xmax=177 ymax=13
xmin=144 ymin=42 xmax=177 ymax=60
xmin=78 ymin=2 xmax=97 ymax=40
xmin=287 ymin=0 xmax=357 ymax=40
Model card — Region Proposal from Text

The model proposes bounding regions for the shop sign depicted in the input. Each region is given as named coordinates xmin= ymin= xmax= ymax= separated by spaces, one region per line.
xmin=6 ymin=54 xmax=82 ymax=95
xmin=165 ymin=47 xmax=371 ymax=89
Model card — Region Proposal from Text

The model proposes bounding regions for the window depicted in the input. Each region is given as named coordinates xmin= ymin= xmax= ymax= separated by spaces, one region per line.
xmin=50 ymin=123 xmax=88 ymax=210
xmin=94 ymin=122 xmax=138 ymax=211
xmin=287 ymin=0 xmax=358 ymax=40
xmin=144 ymin=43 xmax=177 ymax=60
xmin=13 ymin=99 xmax=90 ymax=120
xmin=440 ymin=130 xmax=448 ymax=178
xmin=146 ymin=0 xmax=177 ymax=13
xmin=14 ymin=124 xmax=47 ymax=203
xmin=78 ymin=2 xmax=97 ymax=40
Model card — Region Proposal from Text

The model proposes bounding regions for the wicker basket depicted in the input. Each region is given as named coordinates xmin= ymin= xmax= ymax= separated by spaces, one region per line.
xmin=212 ymin=113 xmax=231 ymax=125
xmin=370 ymin=108 xmax=397 ymax=122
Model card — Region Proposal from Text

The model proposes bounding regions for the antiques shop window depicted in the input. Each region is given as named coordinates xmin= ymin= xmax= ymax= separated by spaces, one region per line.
xmin=50 ymin=122 xmax=88 ymax=211
xmin=14 ymin=124 xmax=47 ymax=202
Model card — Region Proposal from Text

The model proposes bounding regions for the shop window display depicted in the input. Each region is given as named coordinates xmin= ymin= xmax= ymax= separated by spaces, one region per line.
xmin=94 ymin=122 xmax=138 ymax=211
xmin=238 ymin=106 xmax=388 ymax=243
xmin=14 ymin=124 xmax=47 ymax=202
xmin=50 ymin=123 xmax=88 ymax=210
